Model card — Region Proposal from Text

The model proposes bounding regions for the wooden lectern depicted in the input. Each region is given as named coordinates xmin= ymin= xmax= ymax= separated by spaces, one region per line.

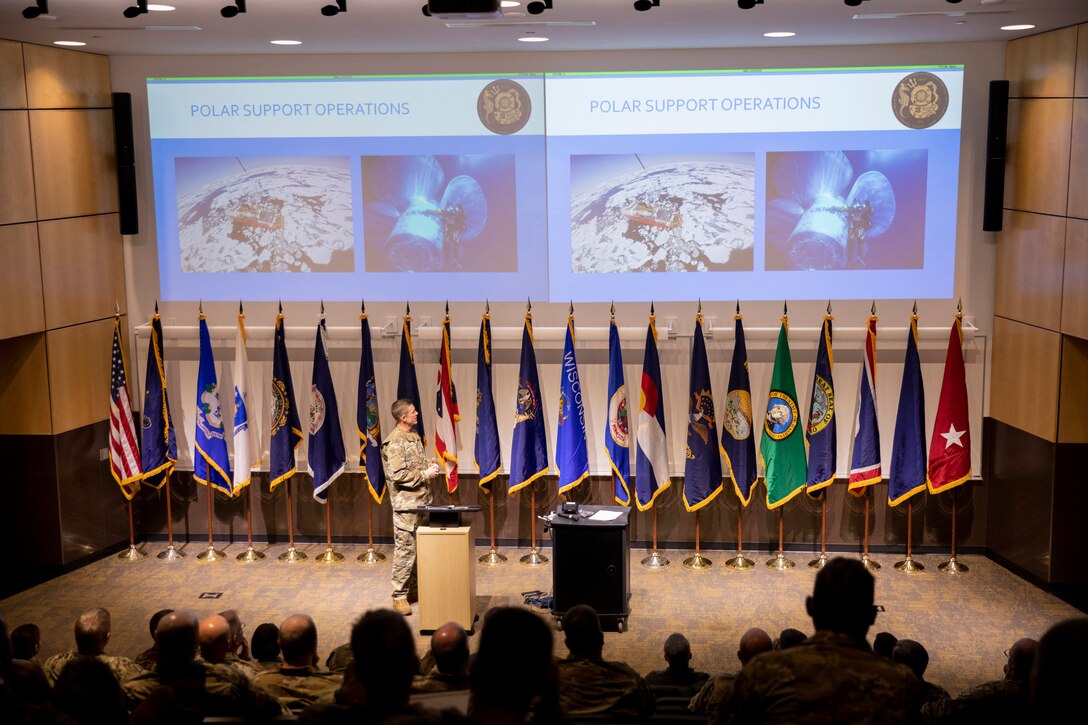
xmin=413 ymin=505 xmax=481 ymax=632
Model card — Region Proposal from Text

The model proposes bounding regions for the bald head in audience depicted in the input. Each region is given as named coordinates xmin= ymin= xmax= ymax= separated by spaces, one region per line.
xmin=199 ymin=615 xmax=232 ymax=665
xmin=75 ymin=607 xmax=112 ymax=656
xmin=738 ymin=627 xmax=773 ymax=665
xmin=430 ymin=622 xmax=469 ymax=675
xmin=278 ymin=614 xmax=318 ymax=667
xmin=155 ymin=610 xmax=200 ymax=669
xmin=1004 ymin=637 xmax=1037 ymax=683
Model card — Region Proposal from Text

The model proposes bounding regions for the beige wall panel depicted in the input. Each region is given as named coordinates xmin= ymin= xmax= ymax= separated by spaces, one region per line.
xmin=990 ymin=316 xmax=1061 ymax=442
xmin=1058 ymin=336 xmax=1088 ymax=444
xmin=0 ymin=110 xmax=36 ymax=225
xmin=38 ymin=215 xmax=125 ymax=330
xmin=994 ymin=212 xmax=1066 ymax=331
xmin=23 ymin=44 xmax=110 ymax=109
xmin=30 ymin=109 xmax=118 ymax=220
xmin=1076 ymin=24 xmax=1088 ymax=98
xmin=1063 ymin=218 xmax=1088 ymax=339
xmin=0 ymin=40 xmax=27 ymax=109
xmin=1005 ymin=99 xmax=1073 ymax=216
xmin=1069 ymin=99 xmax=1088 ymax=220
xmin=1005 ymin=26 xmax=1077 ymax=98
xmin=0 ymin=224 xmax=45 ymax=340
xmin=0 ymin=333 xmax=52 ymax=435
xmin=46 ymin=318 xmax=124 ymax=434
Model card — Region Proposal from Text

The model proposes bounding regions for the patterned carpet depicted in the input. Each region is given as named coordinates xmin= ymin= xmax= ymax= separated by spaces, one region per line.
xmin=1 ymin=542 xmax=1082 ymax=697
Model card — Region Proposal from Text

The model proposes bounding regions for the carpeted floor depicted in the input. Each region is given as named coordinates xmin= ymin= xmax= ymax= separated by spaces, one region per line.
xmin=2 ymin=542 xmax=1081 ymax=697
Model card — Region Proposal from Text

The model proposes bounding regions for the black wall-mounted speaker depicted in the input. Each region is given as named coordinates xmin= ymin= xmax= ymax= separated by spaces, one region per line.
xmin=983 ymin=80 xmax=1009 ymax=233
xmin=112 ymin=92 xmax=138 ymax=235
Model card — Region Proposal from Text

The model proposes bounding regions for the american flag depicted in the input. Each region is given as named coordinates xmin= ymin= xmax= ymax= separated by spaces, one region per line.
xmin=110 ymin=319 xmax=142 ymax=499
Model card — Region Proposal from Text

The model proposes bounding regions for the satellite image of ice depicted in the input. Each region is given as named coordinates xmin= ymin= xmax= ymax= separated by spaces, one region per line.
xmin=569 ymin=155 xmax=755 ymax=273
xmin=176 ymin=157 xmax=354 ymax=273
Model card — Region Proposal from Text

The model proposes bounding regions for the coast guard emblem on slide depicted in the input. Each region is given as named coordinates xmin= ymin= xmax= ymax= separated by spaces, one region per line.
xmin=808 ymin=376 xmax=834 ymax=435
xmin=478 ymin=79 xmax=530 ymax=135
xmin=198 ymin=384 xmax=226 ymax=439
xmin=609 ymin=387 xmax=630 ymax=447
xmin=309 ymin=386 xmax=326 ymax=435
xmin=271 ymin=379 xmax=290 ymax=437
xmin=722 ymin=390 xmax=752 ymax=441
xmin=764 ymin=390 xmax=799 ymax=440
xmin=515 ymin=380 xmax=538 ymax=423
xmin=892 ymin=71 xmax=949 ymax=129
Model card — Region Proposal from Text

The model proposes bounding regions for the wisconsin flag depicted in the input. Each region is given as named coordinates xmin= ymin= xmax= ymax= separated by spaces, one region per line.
xmin=683 ymin=313 xmax=723 ymax=511
xmin=194 ymin=315 xmax=233 ymax=495
xmin=605 ymin=317 xmax=631 ymax=506
xmin=474 ymin=311 xmax=502 ymax=493
xmin=110 ymin=317 xmax=142 ymax=500
xmin=556 ymin=312 xmax=589 ymax=495
xmin=309 ymin=318 xmax=346 ymax=502
xmin=232 ymin=311 xmax=261 ymax=493
xmin=635 ymin=310 xmax=670 ymax=510
xmin=509 ymin=312 xmax=548 ymax=494
xmin=397 ymin=313 xmax=425 ymax=444
xmin=805 ymin=314 xmax=837 ymax=494
xmin=889 ymin=313 xmax=927 ymax=506
xmin=721 ymin=314 xmax=757 ymax=506
xmin=140 ymin=311 xmax=175 ymax=489
xmin=927 ymin=314 xmax=972 ymax=493
xmin=848 ymin=315 xmax=882 ymax=494
xmin=357 ymin=310 xmax=386 ymax=503
xmin=434 ymin=312 xmax=461 ymax=493
xmin=270 ymin=312 xmax=302 ymax=493
xmin=759 ymin=320 xmax=807 ymax=509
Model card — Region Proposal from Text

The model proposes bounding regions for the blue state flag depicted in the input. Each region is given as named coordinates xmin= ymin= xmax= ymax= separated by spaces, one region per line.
xmin=309 ymin=318 xmax=346 ymax=502
xmin=474 ymin=312 xmax=502 ymax=493
xmin=509 ymin=313 xmax=548 ymax=494
xmin=556 ymin=314 xmax=589 ymax=495
xmin=605 ymin=318 xmax=631 ymax=506
xmin=721 ymin=315 xmax=758 ymax=506
xmin=635 ymin=312 xmax=670 ymax=510
xmin=889 ymin=314 xmax=927 ymax=506
xmin=397 ymin=314 xmax=425 ymax=445
xmin=848 ymin=315 xmax=882 ymax=494
xmin=357 ymin=311 xmax=386 ymax=503
xmin=193 ymin=315 xmax=232 ymax=494
xmin=141 ymin=312 xmax=176 ymax=489
xmin=683 ymin=314 xmax=723 ymax=511
xmin=270 ymin=312 xmax=303 ymax=492
xmin=806 ymin=315 xmax=838 ymax=494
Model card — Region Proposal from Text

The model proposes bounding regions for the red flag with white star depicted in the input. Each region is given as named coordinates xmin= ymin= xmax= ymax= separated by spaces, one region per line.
xmin=927 ymin=315 xmax=971 ymax=493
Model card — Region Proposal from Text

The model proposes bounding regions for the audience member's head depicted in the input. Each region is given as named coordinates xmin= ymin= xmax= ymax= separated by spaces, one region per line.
xmin=52 ymin=655 xmax=128 ymax=725
xmin=430 ymin=621 xmax=469 ymax=676
xmin=350 ymin=608 xmax=419 ymax=714
xmin=892 ymin=639 xmax=930 ymax=680
xmin=874 ymin=631 xmax=898 ymax=659
xmin=470 ymin=607 xmax=555 ymax=721
xmin=1031 ymin=618 xmax=1088 ymax=723
xmin=5 ymin=660 xmax=50 ymax=705
xmin=147 ymin=609 xmax=173 ymax=642
xmin=662 ymin=633 xmax=692 ymax=670
xmin=738 ymin=628 xmax=773 ymax=665
xmin=251 ymin=623 xmax=281 ymax=663
xmin=805 ymin=557 xmax=877 ymax=641
xmin=155 ymin=610 xmax=199 ymax=670
xmin=74 ymin=608 xmax=112 ymax=656
xmin=562 ymin=605 xmax=604 ymax=659
xmin=1003 ymin=637 xmax=1037 ymax=683
xmin=218 ymin=609 xmax=245 ymax=653
xmin=199 ymin=614 xmax=232 ymax=664
xmin=775 ymin=628 xmax=807 ymax=651
xmin=10 ymin=623 xmax=40 ymax=661
xmin=279 ymin=614 xmax=318 ymax=668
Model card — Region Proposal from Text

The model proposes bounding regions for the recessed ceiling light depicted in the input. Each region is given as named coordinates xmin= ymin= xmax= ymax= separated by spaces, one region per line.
xmin=764 ymin=31 xmax=796 ymax=38
xmin=518 ymin=36 xmax=549 ymax=42
xmin=1000 ymin=24 xmax=1035 ymax=31
xmin=270 ymin=40 xmax=302 ymax=45
xmin=53 ymin=40 xmax=86 ymax=46
xmin=501 ymin=1 xmax=521 ymax=6
xmin=147 ymin=4 xmax=175 ymax=10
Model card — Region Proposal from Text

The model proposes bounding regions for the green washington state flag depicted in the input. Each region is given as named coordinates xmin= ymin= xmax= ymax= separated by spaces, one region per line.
xmin=759 ymin=321 xmax=808 ymax=509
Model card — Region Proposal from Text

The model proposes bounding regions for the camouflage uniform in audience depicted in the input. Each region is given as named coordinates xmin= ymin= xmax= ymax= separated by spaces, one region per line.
xmin=252 ymin=664 xmax=343 ymax=710
xmin=325 ymin=643 xmax=353 ymax=673
xmin=921 ymin=678 xmax=1026 ymax=724
xmin=123 ymin=661 xmax=287 ymax=718
xmin=42 ymin=651 xmax=144 ymax=687
xmin=557 ymin=656 xmax=655 ymax=719
xmin=255 ymin=656 xmax=284 ymax=673
xmin=224 ymin=651 xmax=262 ymax=680
xmin=411 ymin=671 xmax=470 ymax=693
xmin=382 ymin=426 xmax=433 ymax=601
xmin=689 ymin=673 xmax=739 ymax=716
xmin=133 ymin=647 xmax=157 ymax=672
xmin=720 ymin=631 xmax=922 ymax=724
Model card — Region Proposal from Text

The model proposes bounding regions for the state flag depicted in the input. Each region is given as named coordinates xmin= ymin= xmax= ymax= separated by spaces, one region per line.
xmin=309 ymin=317 xmax=346 ymax=502
xmin=635 ymin=310 xmax=670 ymax=510
xmin=509 ymin=312 xmax=549 ymax=494
xmin=721 ymin=314 xmax=758 ymax=506
xmin=806 ymin=315 xmax=837 ymax=494
xmin=140 ymin=311 xmax=175 ymax=489
xmin=927 ymin=314 xmax=972 ymax=493
xmin=357 ymin=310 xmax=386 ymax=503
xmin=434 ymin=312 xmax=461 ymax=493
xmin=556 ymin=313 xmax=589 ymax=495
xmin=232 ymin=312 xmax=261 ymax=493
xmin=889 ymin=313 xmax=927 ymax=506
xmin=848 ymin=315 xmax=882 ymax=494
xmin=194 ymin=315 xmax=233 ymax=495
xmin=760 ymin=320 xmax=807 ymax=509
xmin=683 ymin=313 xmax=723 ymax=511
xmin=474 ymin=312 xmax=502 ymax=493
xmin=605 ymin=317 xmax=631 ymax=506
xmin=397 ymin=314 xmax=425 ymax=445
xmin=270 ymin=312 xmax=303 ymax=492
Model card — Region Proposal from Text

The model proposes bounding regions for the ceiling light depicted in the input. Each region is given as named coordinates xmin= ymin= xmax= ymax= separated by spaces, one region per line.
xmin=22 ymin=0 xmax=47 ymax=18
xmin=1000 ymin=24 xmax=1035 ymax=31
xmin=221 ymin=0 xmax=246 ymax=17
xmin=500 ymin=1 xmax=520 ymax=6
xmin=270 ymin=39 xmax=302 ymax=45
xmin=147 ymin=4 xmax=175 ymax=10
xmin=526 ymin=0 xmax=552 ymax=15
xmin=518 ymin=35 xmax=549 ymax=42
xmin=764 ymin=31 xmax=795 ymax=38
xmin=53 ymin=40 xmax=86 ymax=46
xmin=123 ymin=1 xmax=148 ymax=19
xmin=322 ymin=0 xmax=347 ymax=15
xmin=738 ymin=0 xmax=763 ymax=8
xmin=633 ymin=0 xmax=659 ymax=10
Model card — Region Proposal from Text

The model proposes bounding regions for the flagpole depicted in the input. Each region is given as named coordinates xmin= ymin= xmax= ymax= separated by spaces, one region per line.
xmin=641 ymin=507 xmax=670 ymax=568
xmin=480 ymin=489 xmax=508 ymax=566
xmin=894 ymin=500 xmax=924 ymax=572
xmin=726 ymin=506 xmax=754 ymax=569
xmin=766 ymin=509 xmax=795 ymax=570
xmin=938 ymin=493 xmax=968 ymax=573
xmin=196 ymin=483 xmax=225 ymax=561
xmin=519 ymin=485 xmax=547 ymax=566
xmin=117 ymin=500 xmax=147 ymax=560
xmin=236 ymin=481 xmax=265 ymax=562
xmin=807 ymin=498 xmax=829 ymax=569
xmin=278 ymin=479 xmax=306 ymax=562
xmin=860 ymin=489 xmax=880 ymax=571
xmin=157 ymin=478 xmax=184 ymax=560
xmin=683 ymin=510 xmax=712 ymax=569
xmin=358 ymin=494 xmax=386 ymax=564
xmin=316 ymin=497 xmax=344 ymax=564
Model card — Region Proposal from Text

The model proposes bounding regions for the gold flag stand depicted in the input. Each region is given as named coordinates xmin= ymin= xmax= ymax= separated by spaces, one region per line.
xmin=938 ymin=493 xmax=968 ymax=573
xmin=117 ymin=500 xmax=146 ymax=560
xmin=682 ymin=511 xmax=711 ymax=570
xmin=480 ymin=489 xmax=507 ymax=566
xmin=196 ymin=484 xmax=225 ymax=561
xmin=894 ymin=500 xmax=924 ymax=572
xmin=157 ymin=478 xmax=184 ymax=560
xmin=860 ymin=489 xmax=880 ymax=571
xmin=236 ymin=481 xmax=264 ymax=562
xmin=725 ymin=506 xmax=754 ymax=570
xmin=808 ymin=497 xmax=829 ymax=569
xmin=519 ymin=486 xmax=547 ymax=566
xmin=278 ymin=479 xmax=306 ymax=562
xmin=641 ymin=507 xmax=670 ymax=568
xmin=766 ymin=509 xmax=795 ymax=570
xmin=358 ymin=493 xmax=385 ymax=564
xmin=316 ymin=497 xmax=344 ymax=564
